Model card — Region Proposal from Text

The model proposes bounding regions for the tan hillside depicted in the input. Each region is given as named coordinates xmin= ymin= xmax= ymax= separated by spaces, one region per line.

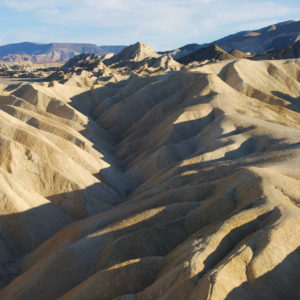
xmin=0 ymin=56 xmax=299 ymax=299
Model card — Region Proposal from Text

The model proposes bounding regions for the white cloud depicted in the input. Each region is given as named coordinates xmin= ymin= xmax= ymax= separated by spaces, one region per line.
xmin=1 ymin=0 xmax=299 ymax=49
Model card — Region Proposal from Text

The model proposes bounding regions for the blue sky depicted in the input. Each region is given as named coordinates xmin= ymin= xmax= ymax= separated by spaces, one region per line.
xmin=0 ymin=0 xmax=299 ymax=50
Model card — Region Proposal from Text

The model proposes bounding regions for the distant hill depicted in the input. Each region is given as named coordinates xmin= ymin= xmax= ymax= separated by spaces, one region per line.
xmin=167 ymin=20 xmax=300 ymax=59
xmin=177 ymin=44 xmax=235 ymax=65
xmin=104 ymin=42 xmax=160 ymax=65
xmin=0 ymin=42 xmax=126 ymax=63
xmin=215 ymin=20 xmax=300 ymax=54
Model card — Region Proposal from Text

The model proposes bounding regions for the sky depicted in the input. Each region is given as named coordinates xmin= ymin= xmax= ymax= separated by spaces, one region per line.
xmin=0 ymin=0 xmax=299 ymax=51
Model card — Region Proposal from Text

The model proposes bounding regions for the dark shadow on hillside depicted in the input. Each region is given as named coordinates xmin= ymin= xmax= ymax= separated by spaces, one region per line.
xmin=173 ymin=136 xmax=300 ymax=182
xmin=175 ymin=135 xmax=286 ymax=174
xmin=71 ymin=76 xmax=214 ymax=155
xmin=131 ymin=139 xmax=300 ymax=200
xmin=69 ymin=74 xmax=146 ymax=118
xmin=218 ymin=125 xmax=256 ymax=139
xmin=0 ymin=202 xmax=71 ymax=288
xmin=272 ymin=90 xmax=300 ymax=113
xmin=68 ymin=70 xmax=208 ymax=134
xmin=201 ymin=209 xmax=276 ymax=277
xmin=66 ymin=72 xmax=215 ymax=171
xmin=179 ymin=139 xmax=300 ymax=175
xmin=0 ymin=176 xmax=130 ymax=289
xmin=188 ymin=208 xmax=280 ymax=288
xmin=116 ymin=106 xmax=222 ymax=169
xmin=1 ymin=185 xmax=289 ymax=299
xmin=0 ymin=169 xmax=298 ymax=298
xmin=66 ymin=77 xmax=137 ymax=169
xmin=127 ymin=126 xmax=287 ymax=197
xmin=225 ymin=246 xmax=300 ymax=300
xmin=0 ymin=185 xmax=193 ymax=297
xmin=45 ymin=164 xmax=132 ymax=221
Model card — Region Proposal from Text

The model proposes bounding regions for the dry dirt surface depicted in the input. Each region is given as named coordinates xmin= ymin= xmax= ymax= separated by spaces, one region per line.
xmin=0 ymin=56 xmax=299 ymax=300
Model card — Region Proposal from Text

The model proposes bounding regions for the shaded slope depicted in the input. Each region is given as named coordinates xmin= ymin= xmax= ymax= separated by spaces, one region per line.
xmin=178 ymin=44 xmax=235 ymax=65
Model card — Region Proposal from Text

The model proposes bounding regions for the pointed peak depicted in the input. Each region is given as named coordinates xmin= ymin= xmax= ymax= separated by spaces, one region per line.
xmin=134 ymin=41 xmax=146 ymax=47
xmin=128 ymin=41 xmax=156 ymax=53
xmin=104 ymin=41 xmax=160 ymax=65
xmin=178 ymin=44 xmax=234 ymax=65
xmin=208 ymin=44 xmax=225 ymax=52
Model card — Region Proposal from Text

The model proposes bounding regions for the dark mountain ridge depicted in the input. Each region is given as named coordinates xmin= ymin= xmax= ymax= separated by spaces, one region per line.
xmin=166 ymin=20 xmax=300 ymax=59
xmin=1 ymin=20 xmax=299 ymax=63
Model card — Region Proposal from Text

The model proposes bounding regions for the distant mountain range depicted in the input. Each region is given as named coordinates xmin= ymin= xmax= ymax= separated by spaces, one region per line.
xmin=0 ymin=20 xmax=299 ymax=63
xmin=0 ymin=42 xmax=126 ymax=63
xmin=163 ymin=20 xmax=300 ymax=59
